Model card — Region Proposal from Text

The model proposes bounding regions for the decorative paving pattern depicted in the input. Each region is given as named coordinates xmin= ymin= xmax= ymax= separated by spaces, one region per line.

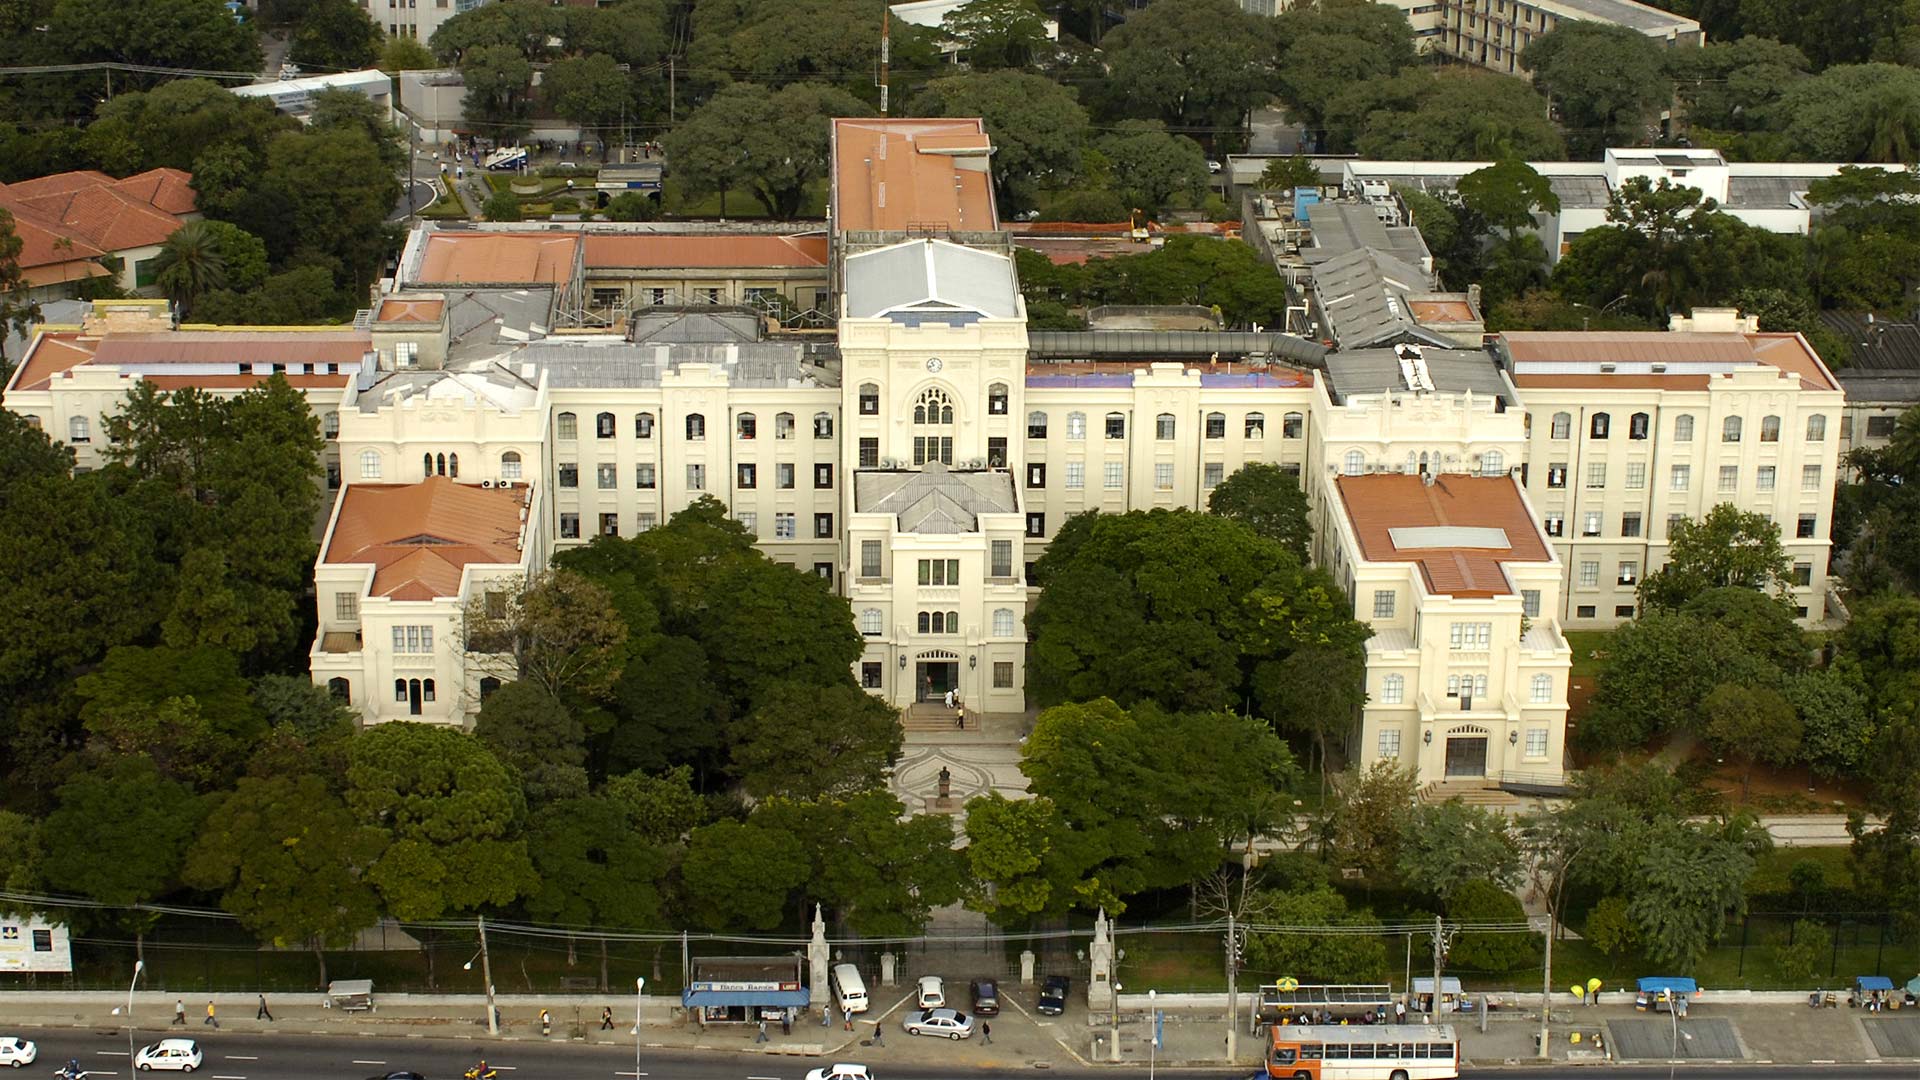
xmin=1605 ymin=1018 xmax=1743 ymax=1060
xmin=891 ymin=713 xmax=1033 ymax=818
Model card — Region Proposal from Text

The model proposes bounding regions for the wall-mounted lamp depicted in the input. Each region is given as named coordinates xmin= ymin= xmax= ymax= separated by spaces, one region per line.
xmin=1509 ymin=729 xmax=1520 ymax=746
xmin=969 ymin=654 xmax=978 ymax=670
xmin=898 ymin=654 xmax=907 ymax=669
xmin=1423 ymin=729 xmax=1432 ymax=745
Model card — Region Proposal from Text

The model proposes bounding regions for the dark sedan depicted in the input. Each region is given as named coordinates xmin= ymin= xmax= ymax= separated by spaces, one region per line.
xmin=1037 ymin=974 xmax=1071 ymax=1015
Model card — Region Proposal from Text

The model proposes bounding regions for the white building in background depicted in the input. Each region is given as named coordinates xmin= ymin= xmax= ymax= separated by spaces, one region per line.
xmin=231 ymin=69 xmax=395 ymax=121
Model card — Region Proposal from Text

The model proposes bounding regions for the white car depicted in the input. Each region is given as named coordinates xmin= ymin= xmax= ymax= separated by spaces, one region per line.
xmin=916 ymin=974 xmax=946 ymax=1009
xmin=134 ymin=1040 xmax=201 ymax=1072
xmin=902 ymin=1007 xmax=974 ymax=1040
xmin=0 ymin=1038 xmax=35 ymax=1068
xmin=805 ymin=1066 xmax=871 ymax=1080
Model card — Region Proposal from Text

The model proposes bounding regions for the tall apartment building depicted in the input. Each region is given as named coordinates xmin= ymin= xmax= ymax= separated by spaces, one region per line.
xmin=1395 ymin=0 xmax=1700 ymax=73
xmin=355 ymin=0 xmax=489 ymax=41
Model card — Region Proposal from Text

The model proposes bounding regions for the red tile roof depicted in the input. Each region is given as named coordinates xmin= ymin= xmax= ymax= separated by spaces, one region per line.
xmin=831 ymin=118 xmax=999 ymax=234
xmin=376 ymin=298 xmax=446 ymax=323
xmin=92 ymin=331 xmax=371 ymax=367
xmin=1336 ymin=474 xmax=1551 ymax=598
xmin=414 ymin=232 xmax=579 ymax=285
xmin=325 ymin=477 xmax=528 ymax=601
xmin=0 ymin=168 xmax=196 ymax=277
xmin=9 ymin=331 xmax=98 ymax=392
xmin=1502 ymin=331 xmax=1838 ymax=392
xmin=581 ymin=234 xmax=830 ymax=269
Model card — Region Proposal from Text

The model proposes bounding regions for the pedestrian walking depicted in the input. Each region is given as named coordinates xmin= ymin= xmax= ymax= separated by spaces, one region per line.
xmin=823 ymin=1004 xmax=832 ymax=1028
xmin=540 ymin=1008 xmax=552 ymax=1037
xmin=870 ymin=1020 xmax=883 ymax=1047
xmin=982 ymin=1021 xmax=992 ymax=1045
xmin=256 ymin=994 xmax=273 ymax=1022
xmin=781 ymin=1012 xmax=791 ymax=1036
xmin=843 ymin=1012 xmax=854 ymax=1032
xmin=204 ymin=1001 xmax=219 ymax=1029
xmin=755 ymin=1019 xmax=768 ymax=1044
xmin=600 ymin=1006 xmax=614 ymax=1030
xmin=173 ymin=1000 xmax=186 ymax=1027
xmin=943 ymin=688 xmax=953 ymax=709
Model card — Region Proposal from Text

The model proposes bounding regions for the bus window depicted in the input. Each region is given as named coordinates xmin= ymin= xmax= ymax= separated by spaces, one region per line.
xmin=1273 ymin=1049 xmax=1296 ymax=1065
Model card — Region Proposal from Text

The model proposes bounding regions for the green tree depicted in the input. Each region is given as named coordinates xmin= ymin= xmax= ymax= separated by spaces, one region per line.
xmin=1787 ymin=670 xmax=1875 ymax=779
xmin=1805 ymin=167 xmax=1920 ymax=312
xmin=464 ymin=569 xmax=629 ymax=700
xmin=192 ymin=265 xmax=346 ymax=325
xmin=308 ymin=88 xmax=408 ymax=173
xmin=1667 ymin=37 xmax=1810 ymax=135
xmin=1095 ymin=120 xmax=1208 ymax=216
xmin=961 ymin=793 xmax=1083 ymax=922
xmin=473 ymin=681 xmax=589 ymax=806
xmin=604 ymin=765 xmax=704 ymax=842
xmin=1770 ymin=920 xmax=1823 ymax=984
xmin=378 ymin=35 xmax=437 ymax=74
xmin=343 ymin=722 xmax=536 ymax=919
xmin=663 ymin=82 xmax=867 ymax=219
xmin=250 ymin=673 xmax=355 ymax=742
xmin=1457 ymin=159 xmax=1561 ymax=238
xmin=0 ymin=208 xmax=38 ymax=364
xmin=1398 ymin=800 xmax=1523 ymax=901
xmin=48 ymin=0 xmax=263 ymax=101
xmin=679 ymin=818 xmax=809 ymax=930
xmin=753 ymin=792 xmax=965 ymax=935
xmin=287 ymin=0 xmax=381 ymax=71
xmin=183 ymin=773 xmax=386 ymax=985
xmin=247 ymin=126 xmax=402 ymax=290
xmin=1343 ymin=67 xmax=1565 ymax=161
xmin=1679 ymin=587 xmax=1807 ymax=672
xmin=1627 ymin=820 xmax=1765 ymax=973
xmin=1096 ymin=0 xmax=1271 ymax=137
xmin=544 ymin=54 xmax=633 ymax=155
xmin=460 ymin=44 xmax=535 ymax=143
xmin=1773 ymin=64 xmax=1920 ymax=163
xmin=75 ymin=644 xmax=266 ymax=790
xmin=1259 ymin=156 xmax=1322 ymax=191
xmin=1640 ymin=504 xmax=1795 ymax=611
xmin=1243 ymin=885 xmax=1389 ymax=982
xmin=526 ymin=793 xmax=671 ymax=933
xmin=429 ymin=0 xmax=560 ymax=62
xmin=1253 ymin=646 xmax=1365 ymax=789
xmin=910 ymin=71 xmax=1088 ymax=214
xmin=483 ymin=189 xmax=523 ymax=223
xmin=1206 ymin=461 xmax=1310 ymax=559
xmin=40 ymin=758 xmax=204 ymax=957
xmin=0 ymin=810 xmax=43 ymax=895
xmin=1702 ymin=683 xmax=1803 ymax=800
xmin=1271 ymin=0 xmax=1417 ymax=140
xmin=1323 ymin=761 xmax=1417 ymax=884
xmin=1584 ymin=611 xmax=1778 ymax=750
xmin=604 ymin=192 xmax=658 ymax=222
xmin=687 ymin=0 xmax=937 ymax=99
xmin=940 ymin=0 xmax=1052 ymax=68
xmin=153 ymin=221 xmax=231 ymax=316
xmin=1446 ymin=879 xmax=1538 ymax=973
xmin=729 ymin=681 xmax=903 ymax=800
xmin=1584 ymin=895 xmax=1637 ymax=959
xmin=1522 ymin=21 xmax=1671 ymax=157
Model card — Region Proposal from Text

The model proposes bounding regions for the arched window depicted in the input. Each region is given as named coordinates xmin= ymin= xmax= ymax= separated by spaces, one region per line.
xmin=394 ymin=678 xmax=407 ymax=703
xmin=423 ymin=452 xmax=434 ymax=477
xmin=988 ymin=383 xmax=1008 ymax=415
xmin=1447 ymin=675 xmax=1460 ymax=697
xmin=1104 ymin=411 xmax=1125 ymax=439
xmin=596 ymin=412 xmax=615 ymax=438
xmin=1205 ymin=412 xmax=1226 ymax=439
xmin=448 ymin=453 xmax=459 ymax=478
xmin=913 ymin=388 xmax=954 ymax=465
xmin=1282 ymin=411 xmax=1304 ymax=438
xmin=1245 ymin=412 xmax=1265 ymax=438
xmin=556 ymin=412 xmax=577 ymax=440
xmin=479 ymin=676 xmax=501 ymax=700
xmin=1382 ymin=674 xmax=1404 ymax=705
xmin=435 ymin=453 xmax=447 ymax=477
xmin=422 ymin=678 xmax=436 ymax=703
xmin=858 ymin=383 xmax=880 ymax=415
xmin=775 ymin=412 xmax=795 ymax=440
xmin=1550 ymin=412 xmax=1571 ymax=440
xmin=992 ymin=608 xmax=1015 ymax=636
xmin=360 ymin=450 xmax=382 ymax=478
xmin=1156 ymin=413 xmax=1176 ymax=440
xmin=860 ymin=608 xmax=883 ymax=636
xmin=1343 ymin=450 xmax=1364 ymax=475
xmin=322 ymin=412 xmax=339 ymax=439
xmin=501 ymin=451 xmax=522 ymax=480
xmin=1806 ymin=414 xmax=1827 ymax=441
xmin=1760 ymin=415 xmax=1781 ymax=442
xmin=1590 ymin=412 xmax=1610 ymax=439
xmin=68 ymin=415 xmax=90 ymax=443
xmin=1027 ymin=411 xmax=1048 ymax=438
xmin=913 ymin=387 xmax=954 ymax=425
xmin=635 ymin=412 xmax=654 ymax=438
xmin=813 ymin=411 xmax=833 ymax=438
xmin=1481 ymin=449 xmax=1504 ymax=476
xmin=1530 ymin=673 xmax=1553 ymax=704
xmin=737 ymin=412 xmax=757 ymax=440
xmin=686 ymin=413 xmax=706 ymax=440
xmin=1723 ymin=415 xmax=1743 ymax=442
xmin=1674 ymin=414 xmax=1695 ymax=441
xmin=1066 ymin=412 xmax=1086 ymax=440
xmin=327 ymin=677 xmax=350 ymax=702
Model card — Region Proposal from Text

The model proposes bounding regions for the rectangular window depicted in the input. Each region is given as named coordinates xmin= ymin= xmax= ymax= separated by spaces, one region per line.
xmin=987 ymin=437 xmax=1007 ymax=468
xmin=1618 ymin=561 xmax=1638 ymax=585
xmin=1586 ymin=461 xmax=1606 ymax=488
xmin=1796 ymin=462 xmax=1821 ymax=493
xmin=600 ymin=513 xmax=619 ymax=537
xmin=597 ymin=463 xmax=617 ymax=489
xmin=993 ymin=660 xmax=1014 ymax=688
xmin=637 ymin=512 xmax=657 ymax=532
xmin=1027 ymin=512 xmax=1046 ymax=537
xmin=778 ymin=463 xmax=795 ymax=489
xmin=1544 ymin=514 xmax=1563 ymax=537
xmin=1577 ymin=604 xmax=1596 ymax=619
xmin=1547 ymin=464 xmax=1567 ymax=489
xmin=636 ymin=463 xmax=655 ymax=489
xmin=1028 ymin=463 xmax=1046 ymax=489
xmin=687 ymin=464 xmax=706 ymax=491
xmin=1065 ymin=461 xmax=1085 ymax=489
xmin=335 ymin=592 xmax=359 ymax=621
xmin=860 ymin=437 xmax=879 ymax=468
xmin=1378 ymin=728 xmax=1401 ymax=760
xmin=849 ymin=540 xmax=878 ymax=580
xmin=775 ymin=513 xmax=796 ymax=539
xmin=1583 ymin=511 xmax=1601 ymax=537
xmin=1203 ymin=462 xmax=1224 ymax=488
xmin=1757 ymin=465 xmax=1776 ymax=492
xmin=1525 ymin=729 xmax=1548 ymax=757
xmin=1157 ymin=414 xmax=1176 ymax=440
xmin=815 ymin=463 xmax=833 ymax=489
xmin=918 ymin=559 xmax=961 ymax=586
xmin=1615 ymin=604 xmax=1636 ymax=618
xmin=1621 ymin=512 xmax=1642 ymax=538
xmin=558 ymin=463 xmax=578 ymax=488
xmin=1793 ymin=561 xmax=1812 ymax=587
xmin=1626 ymin=461 xmax=1646 ymax=489
xmin=1104 ymin=462 xmax=1124 ymax=490
xmin=560 ymin=513 xmax=579 ymax=539
xmin=1105 ymin=413 xmax=1125 ymax=439
xmin=814 ymin=513 xmax=834 ymax=539
xmin=1521 ymin=589 xmax=1541 ymax=618
xmin=737 ymin=463 xmax=757 ymax=489
xmin=1372 ymin=590 xmax=1395 ymax=619
xmin=1867 ymin=415 xmax=1897 ymax=437
xmin=736 ymin=511 xmax=756 ymax=534
xmin=991 ymin=540 xmax=1013 ymax=578
xmin=814 ymin=562 xmax=833 ymax=584
xmin=1579 ymin=561 xmax=1599 ymax=587
xmin=862 ymin=662 xmax=883 ymax=688
xmin=1154 ymin=462 xmax=1174 ymax=490
xmin=1448 ymin=622 xmax=1491 ymax=649
xmin=1670 ymin=464 xmax=1691 ymax=491
xmin=1797 ymin=513 xmax=1817 ymax=539
xmin=391 ymin=625 xmax=434 ymax=654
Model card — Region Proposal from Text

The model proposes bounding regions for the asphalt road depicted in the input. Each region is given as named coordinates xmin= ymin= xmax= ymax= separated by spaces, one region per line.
xmin=8 ymin=1027 xmax=1916 ymax=1080
xmin=390 ymin=178 xmax=440 ymax=221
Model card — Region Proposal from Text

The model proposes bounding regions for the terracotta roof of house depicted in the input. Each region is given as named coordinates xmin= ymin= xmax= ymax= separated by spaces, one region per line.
xmin=377 ymin=298 xmax=446 ymax=323
xmin=143 ymin=373 xmax=351 ymax=391
xmin=92 ymin=331 xmax=372 ymax=366
xmin=0 ymin=168 xmax=196 ymax=274
xmin=414 ymin=232 xmax=579 ymax=286
xmin=831 ymin=118 xmax=999 ymax=234
xmin=9 ymin=331 xmax=99 ymax=392
xmin=1336 ymin=474 xmax=1551 ymax=598
xmin=324 ymin=476 xmax=528 ymax=601
xmin=1502 ymin=331 xmax=1838 ymax=392
xmin=581 ymin=234 xmax=830 ymax=270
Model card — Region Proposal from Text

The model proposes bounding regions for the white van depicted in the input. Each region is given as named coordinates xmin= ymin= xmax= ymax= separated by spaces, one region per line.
xmin=831 ymin=962 xmax=869 ymax=1014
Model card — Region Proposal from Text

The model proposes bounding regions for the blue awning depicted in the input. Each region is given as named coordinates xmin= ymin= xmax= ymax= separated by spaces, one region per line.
xmin=1855 ymin=976 xmax=1895 ymax=992
xmin=1637 ymin=977 xmax=1697 ymax=994
xmin=682 ymin=988 xmax=811 ymax=1008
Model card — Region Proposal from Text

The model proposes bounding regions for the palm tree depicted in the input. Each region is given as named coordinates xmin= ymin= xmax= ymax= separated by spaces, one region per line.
xmin=152 ymin=222 xmax=228 ymax=316
xmin=1861 ymin=83 xmax=1920 ymax=164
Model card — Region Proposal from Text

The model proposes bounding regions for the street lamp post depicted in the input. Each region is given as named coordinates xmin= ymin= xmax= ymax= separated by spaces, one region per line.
xmin=1147 ymin=989 xmax=1158 ymax=1080
xmin=118 ymin=960 xmax=144 ymax=1059
xmin=632 ymin=978 xmax=645 ymax=1080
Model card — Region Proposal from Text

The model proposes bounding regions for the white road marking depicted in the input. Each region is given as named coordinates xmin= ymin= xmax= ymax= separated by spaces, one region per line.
xmin=99 ymin=1052 xmax=129 ymax=1057
xmin=747 ymin=1075 xmax=783 ymax=1079
xmin=351 ymin=1062 xmax=386 ymax=1066
xmin=224 ymin=1057 xmax=258 ymax=1061
xmin=211 ymin=1074 xmax=247 ymax=1079
xmin=613 ymin=1072 xmax=649 ymax=1077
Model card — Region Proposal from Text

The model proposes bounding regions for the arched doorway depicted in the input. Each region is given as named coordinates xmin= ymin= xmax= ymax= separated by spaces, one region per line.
xmin=1444 ymin=724 xmax=1490 ymax=778
xmin=915 ymin=649 xmax=960 ymax=703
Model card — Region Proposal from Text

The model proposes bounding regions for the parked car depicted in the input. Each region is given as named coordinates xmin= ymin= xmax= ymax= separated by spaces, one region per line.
xmin=134 ymin=1040 xmax=202 ymax=1073
xmin=1038 ymin=974 xmax=1071 ymax=1015
xmin=367 ymin=1073 xmax=426 ymax=1080
xmin=0 ymin=1038 xmax=34 ymax=1068
xmin=969 ymin=978 xmax=1000 ymax=1016
xmin=902 ymin=1008 xmax=974 ymax=1040
xmin=916 ymin=975 xmax=946 ymax=1009
xmin=804 ymin=1066 xmax=870 ymax=1080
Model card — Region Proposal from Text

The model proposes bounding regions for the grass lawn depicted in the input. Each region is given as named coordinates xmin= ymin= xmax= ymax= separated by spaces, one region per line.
xmin=1563 ymin=630 xmax=1614 ymax=681
xmin=417 ymin=190 xmax=468 ymax=220
xmin=1748 ymin=845 xmax=1855 ymax=893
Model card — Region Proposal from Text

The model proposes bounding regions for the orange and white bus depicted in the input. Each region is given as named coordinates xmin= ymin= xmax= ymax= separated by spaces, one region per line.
xmin=1266 ymin=1023 xmax=1459 ymax=1080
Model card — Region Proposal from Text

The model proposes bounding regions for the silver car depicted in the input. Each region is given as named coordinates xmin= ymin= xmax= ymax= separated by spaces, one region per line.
xmin=902 ymin=1007 xmax=974 ymax=1040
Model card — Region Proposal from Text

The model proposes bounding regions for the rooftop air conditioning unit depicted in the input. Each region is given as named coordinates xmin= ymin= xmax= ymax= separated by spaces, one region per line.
xmin=481 ymin=479 xmax=496 ymax=488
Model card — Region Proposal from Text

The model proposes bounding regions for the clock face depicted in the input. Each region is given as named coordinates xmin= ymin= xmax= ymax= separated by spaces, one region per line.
xmin=925 ymin=357 xmax=943 ymax=373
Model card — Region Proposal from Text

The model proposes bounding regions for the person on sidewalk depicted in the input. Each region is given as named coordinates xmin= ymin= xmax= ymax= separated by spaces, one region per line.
xmin=781 ymin=1011 xmax=791 ymax=1036
xmin=982 ymin=1021 xmax=992 ymax=1045
xmin=1394 ymin=999 xmax=1406 ymax=1023
xmin=204 ymin=1001 xmax=219 ymax=1029
xmin=540 ymin=1009 xmax=552 ymax=1036
xmin=173 ymin=1000 xmax=186 ymax=1027
xmin=843 ymin=1011 xmax=854 ymax=1032
xmin=600 ymin=1006 xmax=614 ymax=1030
xmin=754 ymin=1019 xmax=768 ymax=1044
xmin=257 ymin=994 xmax=273 ymax=1022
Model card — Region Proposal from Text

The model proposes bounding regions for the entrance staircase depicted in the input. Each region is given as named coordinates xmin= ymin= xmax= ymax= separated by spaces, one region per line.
xmin=902 ymin=702 xmax=975 ymax=732
xmin=1419 ymin=779 xmax=1521 ymax=807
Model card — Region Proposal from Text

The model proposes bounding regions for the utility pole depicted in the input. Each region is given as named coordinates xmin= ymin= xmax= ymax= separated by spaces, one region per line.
xmin=478 ymin=915 xmax=498 ymax=1036
xmin=878 ymin=0 xmax=890 ymax=115
xmin=1429 ymin=915 xmax=1444 ymax=1024
xmin=1539 ymin=913 xmax=1553 ymax=1059
xmin=1224 ymin=914 xmax=1238 ymax=1062
xmin=668 ymin=57 xmax=676 ymax=124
